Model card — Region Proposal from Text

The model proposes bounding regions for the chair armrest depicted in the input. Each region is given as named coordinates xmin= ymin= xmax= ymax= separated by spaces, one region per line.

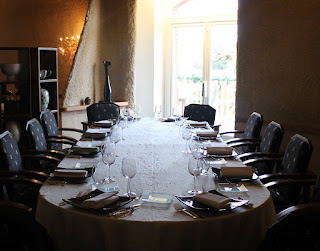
xmin=243 ymin=157 xmax=283 ymax=166
xmin=210 ymin=124 xmax=221 ymax=131
xmin=238 ymin=152 xmax=284 ymax=160
xmin=225 ymin=137 xmax=260 ymax=144
xmin=22 ymin=149 xmax=66 ymax=159
xmin=219 ymin=130 xmax=244 ymax=136
xmin=260 ymin=172 xmax=317 ymax=183
xmin=58 ymin=127 xmax=83 ymax=134
xmin=264 ymin=178 xmax=317 ymax=189
xmin=46 ymin=138 xmax=76 ymax=146
xmin=47 ymin=134 xmax=77 ymax=143
xmin=228 ymin=141 xmax=260 ymax=149
xmin=0 ymin=170 xmax=49 ymax=182
xmin=81 ymin=121 xmax=90 ymax=131
xmin=277 ymin=203 xmax=320 ymax=221
xmin=21 ymin=154 xmax=62 ymax=164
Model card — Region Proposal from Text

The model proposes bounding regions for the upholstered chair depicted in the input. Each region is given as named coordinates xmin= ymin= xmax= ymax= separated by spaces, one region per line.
xmin=222 ymin=112 xmax=263 ymax=153
xmin=184 ymin=104 xmax=216 ymax=125
xmin=40 ymin=109 xmax=81 ymax=151
xmin=235 ymin=121 xmax=284 ymax=174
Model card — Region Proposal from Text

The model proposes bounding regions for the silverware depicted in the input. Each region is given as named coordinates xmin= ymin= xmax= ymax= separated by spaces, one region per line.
xmin=108 ymin=203 xmax=141 ymax=217
xmin=173 ymin=203 xmax=199 ymax=219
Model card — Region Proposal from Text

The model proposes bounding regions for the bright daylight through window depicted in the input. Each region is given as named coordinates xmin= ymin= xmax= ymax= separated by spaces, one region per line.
xmin=169 ymin=0 xmax=238 ymax=131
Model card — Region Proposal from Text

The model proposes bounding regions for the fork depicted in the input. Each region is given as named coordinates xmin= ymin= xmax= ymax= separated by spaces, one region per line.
xmin=173 ymin=203 xmax=199 ymax=219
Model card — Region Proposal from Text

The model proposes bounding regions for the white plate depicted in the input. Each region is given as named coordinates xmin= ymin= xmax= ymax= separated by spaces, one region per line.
xmin=142 ymin=193 xmax=173 ymax=204
xmin=218 ymin=183 xmax=248 ymax=193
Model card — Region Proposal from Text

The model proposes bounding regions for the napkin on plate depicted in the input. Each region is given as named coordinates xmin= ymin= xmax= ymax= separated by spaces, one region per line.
xmin=71 ymin=146 xmax=99 ymax=153
xmin=220 ymin=166 xmax=253 ymax=178
xmin=194 ymin=192 xmax=232 ymax=209
xmin=206 ymin=146 xmax=233 ymax=155
xmin=188 ymin=121 xmax=208 ymax=127
xmin=83 ymin=128 xmax=109 ymax=138
xmin=196 ymin=130 xmax=218 ymax=137
xmin=81 ymin=191 xmax=119 ymax=209
xmin=53 ymin=169 xmax=88 ymax=178
xmin=93 ymin=120 xmax=113 ymax=127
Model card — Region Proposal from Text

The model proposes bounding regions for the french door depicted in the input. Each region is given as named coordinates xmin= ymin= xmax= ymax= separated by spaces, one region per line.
xmin=171 ymin=22 xmax=237 ymax=130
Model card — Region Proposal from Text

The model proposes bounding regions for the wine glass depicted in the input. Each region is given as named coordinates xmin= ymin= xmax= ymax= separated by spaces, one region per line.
xmin=121 ymin=157 xmax=137 ymax=198
xmin=154 ymin=104 xmax=162 ymax=121
xmin=118 ymin=116 xmax=127 ymax=140
xmin=130 ymin=177 xmax=143 ymax=201
xmin=110 ymin=126 xmax=121 ymax=156
xmin=202 ymin=172 xmax=218 ymax=192
xmin=189 ymin=139 xmax=204 ymax=159
xmin=102 ymin=142 xmax=116 ymax=183
xmin=188 ymin=155 xmax=203 ymax=195
xmin=181 ymin=125 xmax=192 ymax=153
xmin=133 ymin=104 xmax=141 ymax=121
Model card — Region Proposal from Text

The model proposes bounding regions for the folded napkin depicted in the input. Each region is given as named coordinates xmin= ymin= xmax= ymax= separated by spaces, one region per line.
xmin=81 ymin=191 xmax=119 ymax=209
xmin=206 ymin=146 xmax=233 ymax=155
xmin=220 ymin=166 xmax=253 ymax=178
xmin=188 ymin=121 xmax=208 ymax=127
xmin=196 ymin=130 xmax=218 ymax=137
xmin=93 ymin=120 xmax=113 ymax=127
xmin=83 ymin=128 xmax=109 ymax=138
xmin=71 ymin=146 xmax=99 ymax=153
xmin=53 ymin=169 xmax=88 ymax=178
xmin=194 ymin=192 xmax=232 ymax=209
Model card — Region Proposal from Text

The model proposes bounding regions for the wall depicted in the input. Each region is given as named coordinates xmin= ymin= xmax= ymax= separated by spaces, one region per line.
xmin=0 ymin=0 xmax=89 ymax=105
xmin=135 ymin=0 xmax=155 ymax=117
xmin=64 ymin=0 xmax=137 ymax=107
xmin=237 ymin=0 xmax=320 ymax=172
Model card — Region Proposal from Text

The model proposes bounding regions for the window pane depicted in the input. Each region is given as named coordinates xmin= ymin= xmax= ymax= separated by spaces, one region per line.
xmin=172 ymin=26 xmax=204 ymax=115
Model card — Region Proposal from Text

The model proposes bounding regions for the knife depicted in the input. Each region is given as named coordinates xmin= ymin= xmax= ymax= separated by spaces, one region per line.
xmin=108 ymin=204 xmax=141 ymax=217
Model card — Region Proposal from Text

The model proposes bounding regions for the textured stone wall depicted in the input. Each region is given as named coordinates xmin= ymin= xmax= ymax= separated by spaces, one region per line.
xmin=64 ymin=0 xmax=136 ymax=106
xmin=237 ymin=0 xmax=320 ymax=172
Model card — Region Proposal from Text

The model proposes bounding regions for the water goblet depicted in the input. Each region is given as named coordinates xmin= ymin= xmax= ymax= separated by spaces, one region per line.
xmin=102 ymin=144 xmax=116 ymax=183
xmin=188 ymin=155 xmax=203 ymax=195
xmin=154 ymin=104 xmax=162 ymax=121
xmin=181 ymin=125 xmax=192 ymax=153
xmin=133 ymin=104 xmax=141 ymax=121
xmin=189 ymin=139 xmax=204 ymax=159
xmin=118 ymin=116 xmax=127 ymax=140
xmin=110 ymin=126 xmax=121 ymax=156
xmin=130 ymin=177 xmax=143 ymax=201
xmin=121 ymin=157 xmax=137 ymax=198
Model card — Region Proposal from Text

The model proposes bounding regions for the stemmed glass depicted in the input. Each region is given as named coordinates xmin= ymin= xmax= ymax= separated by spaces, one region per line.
xmin=110 ymin=126 xmax=121 ymax=156
xmin=118 ymin=116 xmax=127 ymax=140
xmin=102 ymin=141 xmax=116 ymax=183
xmin=133 ymin=104 xmax=141 ymax=121
xmin=121 ymin=157 xmax=137 ymax=198
xmin=154 ymin=104 xmax=162 ymax=121
xmin=188 ymin=155 xmax=203 ymax=195
xmin=189 ymin=139 xmax=204 ymax=159
xmin=181 ymin=125 xmax=192 ymax=153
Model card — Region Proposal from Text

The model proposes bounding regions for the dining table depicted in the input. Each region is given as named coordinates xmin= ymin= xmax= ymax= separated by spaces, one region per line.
xmin=36 ymin=118 xmax=276 ymax=251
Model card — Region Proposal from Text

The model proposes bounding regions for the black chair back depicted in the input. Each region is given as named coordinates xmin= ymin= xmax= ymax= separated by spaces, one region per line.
xmin=272 ymin=134 xmax=313 ymax=206
xmin=40 ymin=109 xmax=61 ymax=150
xmin=0 ymin=131 xmax=23 ymax=171
xmin=242 ymin=112 xmax=263 ymax=152
xmin=87 ymin=102 xmax=120 ymax=124
xmin=26 ymin=118 xmax=48 ymax=151
xmin=255 ymin=121 xmax=283 ymax=174
xmin=184 ymin=104 xmax=216 ymax=125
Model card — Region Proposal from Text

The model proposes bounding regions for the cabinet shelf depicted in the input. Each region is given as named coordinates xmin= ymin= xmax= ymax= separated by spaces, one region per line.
xmin=0 ymin=47 xmax=59 ymax=142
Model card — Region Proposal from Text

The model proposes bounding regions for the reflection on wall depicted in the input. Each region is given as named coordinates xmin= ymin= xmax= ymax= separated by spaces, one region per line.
xmin=0 ymin=0 xmax=88 ymax=106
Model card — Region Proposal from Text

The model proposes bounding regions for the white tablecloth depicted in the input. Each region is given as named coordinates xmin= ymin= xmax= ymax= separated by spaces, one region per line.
xmin=36 ymin=119 xmax=276 ymax=251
